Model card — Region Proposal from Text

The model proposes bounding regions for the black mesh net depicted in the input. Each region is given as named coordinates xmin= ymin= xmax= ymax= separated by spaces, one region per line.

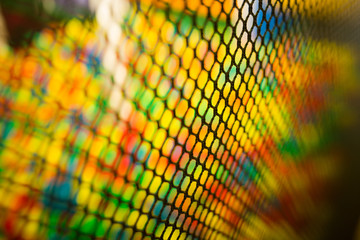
xmin=0 ymin=0 xmax=359 ymax=239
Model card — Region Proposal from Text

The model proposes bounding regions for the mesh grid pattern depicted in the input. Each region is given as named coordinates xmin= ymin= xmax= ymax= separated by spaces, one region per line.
xmin=0 ymin=0 xmax=359 ymax=239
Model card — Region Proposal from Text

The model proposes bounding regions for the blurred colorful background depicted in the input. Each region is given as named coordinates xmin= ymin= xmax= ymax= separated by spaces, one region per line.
xmin=0 ymin=0 xmax=359 ymax=239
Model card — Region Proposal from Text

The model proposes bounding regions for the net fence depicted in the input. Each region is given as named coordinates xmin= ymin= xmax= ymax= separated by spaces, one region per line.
xmin=0 ymin=0 xmax=359 ymax=239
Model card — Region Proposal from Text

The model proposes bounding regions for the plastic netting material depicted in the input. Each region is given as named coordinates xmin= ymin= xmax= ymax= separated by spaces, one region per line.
xmin=0 ymin=0 xmax=358 ymax=239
